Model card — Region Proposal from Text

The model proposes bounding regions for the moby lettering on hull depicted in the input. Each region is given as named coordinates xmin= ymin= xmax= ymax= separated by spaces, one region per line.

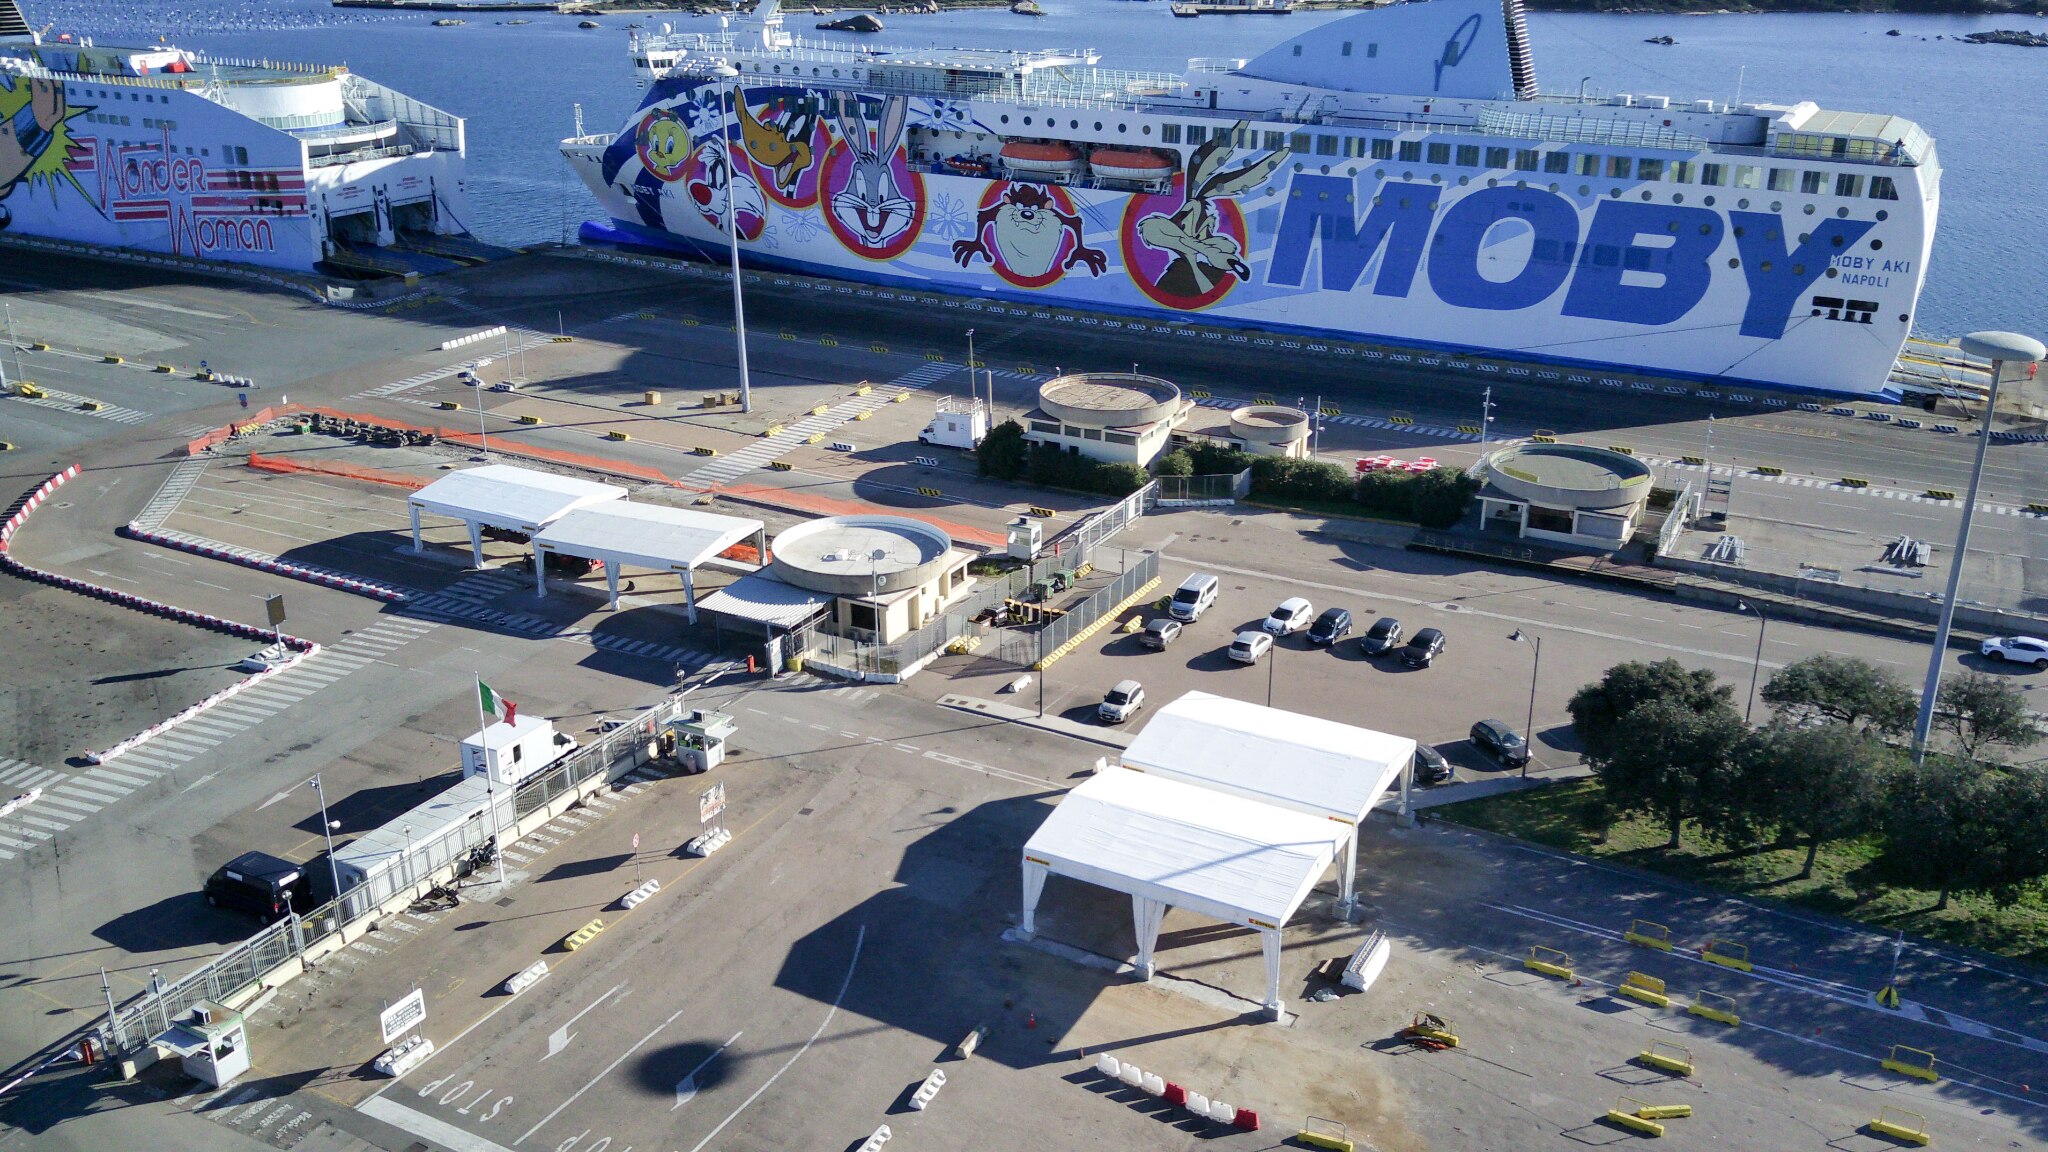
xmin=570 ymin=0 xmax=1936 ymax=397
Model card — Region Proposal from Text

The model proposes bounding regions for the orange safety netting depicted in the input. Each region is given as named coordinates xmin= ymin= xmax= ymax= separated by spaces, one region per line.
xmin=245 ymin=451 xmax=429 ymax=490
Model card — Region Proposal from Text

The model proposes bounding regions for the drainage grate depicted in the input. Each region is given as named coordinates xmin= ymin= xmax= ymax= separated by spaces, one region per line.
xmin=496 ymin=897 xmax=514 ymax=907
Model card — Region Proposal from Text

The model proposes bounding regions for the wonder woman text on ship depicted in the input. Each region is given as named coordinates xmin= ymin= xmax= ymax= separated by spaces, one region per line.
xmin=563 ymin=0 xmax=1937 ymax=397
xmin=0 ymin=0 xmax=483 ymax=275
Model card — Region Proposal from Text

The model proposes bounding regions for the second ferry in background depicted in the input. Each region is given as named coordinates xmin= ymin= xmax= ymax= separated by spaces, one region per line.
xmin=564 ymin=0 xmax=1937 ymax=398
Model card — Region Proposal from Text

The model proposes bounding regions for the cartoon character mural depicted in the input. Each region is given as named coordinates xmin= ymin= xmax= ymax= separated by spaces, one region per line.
xmin=1121 ymin=123 xmax=1287 ymax=310
xmin=634 ymin=106 xmax=692 ymax=182
xmin=0 ymin=74 xmax=83 ymax=230
xmin=736 ymin=92 xmax=821 ymax=205
xmin=821 ymin=93 xmax=922 ymax=260
xmin=951 ymin=182 xmax=1106 ymax=289
xmin=684 ymin=135 xmax=767 ymax=241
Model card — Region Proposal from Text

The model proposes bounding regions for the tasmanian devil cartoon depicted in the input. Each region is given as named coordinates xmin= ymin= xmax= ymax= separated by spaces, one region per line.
xmin=951 ymin=183 xmax=1106 ymax=279
xmin=737 ymin=94 xmax=817 ymax=193
xmin=1135 ymin=124 xmax=1287 ymax=299
xmin=829 ymin=93 xmax=914 ymax=248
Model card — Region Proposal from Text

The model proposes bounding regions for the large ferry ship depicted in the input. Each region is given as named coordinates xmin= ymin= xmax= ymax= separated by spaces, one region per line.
xmin=564 ymin=0 xmax=1937 ymax=398
xmin=0 ymin=0 xmax=476 ymax=275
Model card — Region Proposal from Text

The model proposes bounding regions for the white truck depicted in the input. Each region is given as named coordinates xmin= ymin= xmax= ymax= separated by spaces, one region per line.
xmin=461 ymin=715 xmax=577 ymax=788
xmin=917 ymin=396 xmax=989 ymax=450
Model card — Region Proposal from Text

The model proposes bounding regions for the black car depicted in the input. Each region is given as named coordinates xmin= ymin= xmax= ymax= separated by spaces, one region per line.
xmin=1413 ymin=743 xmax=1453 ymax=786
xmin=1361 ymin=616 xmax=1404 ymax=656
xmin=1470 ymin=719 xmax=1531 ymax=768
xmin=203 ymin=851 xmax=307 ymax=923
xmin=1400 ymin=627 xmax=1446 ymax=668
xmin=1306 ymin=607 xmax=1353 ymax=646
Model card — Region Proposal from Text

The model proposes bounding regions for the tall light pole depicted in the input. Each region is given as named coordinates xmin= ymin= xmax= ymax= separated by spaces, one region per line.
xmin=1736 ymin=600 xmax=1767 ymax=724
xmin=965 ymin=328 xmax=977 ymax=413
xmin=308 ymin=774 xmax=343 ymax=908
xmin=1911 ymin=331 xmax=2048 ymax=763
xmin=711 ymin=67 xmax=753 ymax=414
xmin=1509 ymin=629 xmax=1539 ymax=779
xmin=1266 ymin=633 xmax=1278 ymax=707
xmin=1480 ymin=385 xmax=1494 ymax=446
xmin=4 ymin=302 xmax=20 ymax=385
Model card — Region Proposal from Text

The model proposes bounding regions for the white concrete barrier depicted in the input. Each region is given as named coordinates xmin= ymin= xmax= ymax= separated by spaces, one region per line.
xmin=955 ymin=1025 xmax=986 ymax=1060
xmin=1208 ymin=1100 xmax=1236 ymax=1124
xmin=0 ymin=787 xmax=41 ymax=821
xmin=502 ymin=959 xmax=549 ymax=996
xmin=907 ymin=1068 xmax=946 ymax=1111
xmin=1187 ymin=1092 xmax=1210 ymax=1116
xmin=620 ymin=878 xmax=661 ymax=910
xmin=372 ymin=1035 xmax=434 ymax=1078
xmin=1141 ymin=1073 xmax=1166 ymax=1096
xmin=857 ymin=1125 xmax=891 ymax=1152
xmin=1094 ymin=1053 xmax=1120 ymax=1079
xmin=685 ymin=827 xmax=731 ymax=857
xmin=1119 ymin=1063 xmax=1143 ymax=1088
xmin=440 ymin=325 xmax=506 ymax=351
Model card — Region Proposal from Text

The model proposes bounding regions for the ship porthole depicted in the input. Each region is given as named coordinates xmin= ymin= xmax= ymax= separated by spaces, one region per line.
xmin=1459 ymin=176 xmax=1470 ymax=186
xmin=1836 ymin=206 xmax=1849 ymax=218
xmin=1804 ymin=204 xmax=1817 ymax=215
xmin=1870 ymin=239 xmax=1883 ymax=250
xmin=1486 ymin=178 xmax=1497 ymax=188
xmin=1728 ymin=258 xmax=1740 ymax=268
xmin=1641 ymin=190 xmax=1652 ymax=201
xmin=1672 ymin=193 xmax=1683 ymax=204
xmin=1875 ymin=209 xmax=1887 ymax=221
xmin=1578 ymin=185 xmax=1589 ymax=197
xmin=1703 ymin=195 xmax=1715 ymax=206
xmin=1737 ymin=199 xmax=1749 ymax=209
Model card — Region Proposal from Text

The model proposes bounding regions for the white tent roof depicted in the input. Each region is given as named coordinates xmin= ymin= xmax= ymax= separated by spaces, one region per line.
xmin=1120 ymin=691 xmax=1416 ymax=825
xmin=408 ymin=464 xmax=626 ymax=533
xmin=697 ymin=572 xmax=833 ymax=629
xmin=1022 ymin=767 xmax=1345 ymax=929
xmin=533 ymin=502 xmax=762 ymax=572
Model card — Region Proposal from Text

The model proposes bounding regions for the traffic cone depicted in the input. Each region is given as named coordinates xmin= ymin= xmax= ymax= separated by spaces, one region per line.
xmin=1026 ymin=1012 xmax=1037 ymax=1030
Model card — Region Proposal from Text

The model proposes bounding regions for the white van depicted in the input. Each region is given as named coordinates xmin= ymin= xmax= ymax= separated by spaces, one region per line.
xmin=1168 ymin=573 xmax=1220 ymax=623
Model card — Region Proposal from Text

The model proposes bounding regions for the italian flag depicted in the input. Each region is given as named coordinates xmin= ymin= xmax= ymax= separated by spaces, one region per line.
xmin=479 ymin=680 xmax=517 ymax=725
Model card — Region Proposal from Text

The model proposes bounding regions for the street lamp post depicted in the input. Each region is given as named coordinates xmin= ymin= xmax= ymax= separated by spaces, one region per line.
xmin=1266 ymin=634 xmax=1278 ymax=707
xmin=966 ymin=328 xmax=977 ymax=413
xmin=1911 ymin=331 xmax=2048 ymax=763
xmin=1737 ymin=600 xmax=1768 ymax=724
xmin=308 ymin=775 xmax=343 ymax=908
xmin=710 ymin=68 xmax=754 ymax=415
xmin=1509 ymin=629 xmax=1540 ymax=779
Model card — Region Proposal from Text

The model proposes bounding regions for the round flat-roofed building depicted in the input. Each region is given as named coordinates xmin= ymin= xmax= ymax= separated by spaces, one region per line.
xmin=770 ymin=515 xmax=973 ymax=644
xmin=1024 ymin=372 xmax=1190 ymax=468
xmin=1479 ymin=443 xmax=1653 ymax=550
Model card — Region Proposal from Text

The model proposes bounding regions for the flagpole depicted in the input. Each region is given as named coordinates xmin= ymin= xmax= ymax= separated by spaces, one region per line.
xmin=476 ymin=673 xmax=508 ymax=888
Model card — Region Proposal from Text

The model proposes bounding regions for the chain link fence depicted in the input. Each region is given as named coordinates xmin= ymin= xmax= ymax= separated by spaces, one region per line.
xmin=101 ymin=688 xmax=719 ymax=1053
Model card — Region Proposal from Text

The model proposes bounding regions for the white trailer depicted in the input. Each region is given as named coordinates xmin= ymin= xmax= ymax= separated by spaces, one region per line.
xmin=461 ymin=715 xmax=577 ymax=788
xmin=918 ymin=397 xmax=989 ymax=450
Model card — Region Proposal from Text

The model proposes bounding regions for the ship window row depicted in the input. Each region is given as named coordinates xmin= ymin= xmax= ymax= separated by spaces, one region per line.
xmin=1149 ymin=122 xmax=1906 ymax=202
xmin=86 ymin=113 xmax=134 ymax=127
xmin=68 ymin=87 xmax=170 ymax=103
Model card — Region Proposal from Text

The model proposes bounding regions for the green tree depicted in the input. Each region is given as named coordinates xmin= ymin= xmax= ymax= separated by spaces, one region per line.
xmin=1408 ymin=466 xmax=1482 ymax=529
xmin=1184 ymin=440 xmax=1252 ymax=476
xmin=1591 ymin=696 xmax=1745 ymax=848
xmin=1740 ymin=722 xmax=1901 ymax=877
xmin=1569 ymin=659 xmax=1737 ymax=767
xmin=1935 ymin=670 xmax=2046 ymax=761
xmin=1881 ymin=757 xmax=1998 ymax=910
xmin=1760 ymin=654 xmax=1917 ymax=735
xmin=1090 ymin=462 xmax=1151 ymax=496
xmin=1980 ymin=767 xmax=2048 ymax=907
xmin=1154 ymin=449 xmax=1194 ymax=477
xmin=975 ymin=419 xmax=1028 ymax=481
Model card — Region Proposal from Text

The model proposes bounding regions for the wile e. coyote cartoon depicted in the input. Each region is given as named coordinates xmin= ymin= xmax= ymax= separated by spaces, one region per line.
xmin=1134 ymin=123 xmax=1288 ymax=299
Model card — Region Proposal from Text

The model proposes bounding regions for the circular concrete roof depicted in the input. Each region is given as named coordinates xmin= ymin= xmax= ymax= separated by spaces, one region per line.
xmin=1038 ymin=372 xmax=1180 ymax=429
xmin=1230 ymin=404 xmax=1311 ymax=446
xmin=1483 ymin=444 xmax=1652 ymax=511
xmin=770 ymin=515 xmax=952 ymax=596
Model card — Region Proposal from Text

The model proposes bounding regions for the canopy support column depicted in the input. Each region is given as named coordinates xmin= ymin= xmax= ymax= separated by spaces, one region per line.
xmin=1019 ymin=859 xmax=1048 ymax=939
xmin=1398 ymin=758 xmax=1415 ymax=827
xmin=409 ymin=503 xmax=423 ymax=552
xmin=685 ymin=568 xmax=698 ymax=625
xmin=605 ymin=561 xmax=620 ymax=611
xmin=1261 ymin=928 xmax=1285 ymax=1021
xmin=534 ymin=548 xmax=548 ymax=598
xmin=466 ymin=520 xmax=484 ymax=569
xmin=1338 ymin=828 xmax=1357 ymax=915
xmin=1132 ymin=895 xmax=1167 ymax=981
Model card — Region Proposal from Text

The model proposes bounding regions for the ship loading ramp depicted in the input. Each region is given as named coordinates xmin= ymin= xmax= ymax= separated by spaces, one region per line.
xmin=530 ymin=502 xmax=765 ymax=621
xmin=407 ymin=464 xmax=626 ymax=568
xmin=1018 ymin=766 xmax=1352 ymax=1020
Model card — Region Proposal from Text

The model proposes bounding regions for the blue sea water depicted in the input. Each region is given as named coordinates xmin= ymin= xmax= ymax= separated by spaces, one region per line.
xmin=49 ymin=1 xmax=2048 ymax=336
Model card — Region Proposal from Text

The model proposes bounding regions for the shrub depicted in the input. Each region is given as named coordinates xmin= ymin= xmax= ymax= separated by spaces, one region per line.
xmin=1350 ymin=465 xmax=1480 ymax=526
xmin=1250 ymin=456 xmax=1354 ymax=503
xmin=1154 ymin=449 xmax=1194 ymax=477
xmin=976 ymin=419 xmax=1028 ymax=481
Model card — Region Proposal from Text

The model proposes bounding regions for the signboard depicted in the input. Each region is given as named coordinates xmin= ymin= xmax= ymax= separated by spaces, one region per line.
xmin=379 ymin=988 xmax=426 ymax=1044
xmin=264 ymin=594 xmax=287 ymax=628
xmin=699 ymin=782 xmax=726 ymax=824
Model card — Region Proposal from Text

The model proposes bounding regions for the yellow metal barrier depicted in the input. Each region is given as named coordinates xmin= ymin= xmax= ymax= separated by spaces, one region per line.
xmin=916 ymin=486 xmax=943 ymax=498
xmin=1680 ymin=455 xmax=1706 ymax=466
xmin=1297 ymin=1118 xmax=1352 ymax=1152
xmin=1607 ymin=444 xmax=1635 ymax=456
xmin=1867 ymin=1106 xmax=1929 ymax=1146
xmin=1456 ymin=422 xmax=1482 ymax=434
xmin=1756 ymin=465 xmax=1785 ymax=476
xmin=890 ymin=392 xmax=908 ymax=403
xmin=854 ymin=410 xmax=872 ymax=421
xmin=1925 ymin=488 xmax=1956 ymax=501
xmin=1636 ymin=1041 xmax=1694 ymax=1077
xmin=1635 ymin=1104 xmax=1691 ymax=1121
xmin=768 ymin=460 xmax=793 ymax=471
xmin=1687 ymin=989 xmax=1739 ymax=1027
xmin=102 ymin=354 xmax=122 ymax=363
xmin=436 ymin=400 xmax=460 ymax=411
xmin=1400 ymin=1011 xmax=1459 ymax=1049
xmin=606 ymin=430 xmax=631 ymax=441
xmin=1523 ymin=946 xmax=1574 ymax=981
xmin=807 ymin=433 xmax=825 ymax=445
xmin=1605 ymin=1097 xmax=1664 ymax=1138
xmin=762 ymin=424 xmax=783 ymax=437
xmin=819 ymin=335 xmax=838 ymax=347
xmin=1881 ymin=1044 xmax=1938 ymax=1083
xmin=154 ymin=363 xmax=176 ymax=374
xmin=1029 ymin=505 xmax=1055 ymax=518
xmin=1701 ymin=939 xmax=1752 ymax=972
xmin=518 ymin=414 xmax=543 ymax=425
xmin=1625 ymin=920 xmax=1672 ymax=951
xmin=563 ymin=918 xmax=606 ymax=951
xmin=1618 ymin=972 xmax=1669 ymax=1009
xmin=79 ymin=400 xmax=104 ymax=412
xmin=692 ymin=446 xmax=717 ymax=456
xmin=853 ymin=383 xmax=873 ymax=396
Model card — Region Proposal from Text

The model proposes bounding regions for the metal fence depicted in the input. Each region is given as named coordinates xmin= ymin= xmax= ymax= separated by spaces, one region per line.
xmin=1154 ymin=470 xmax=1250 ymax=506
xmin=1032 ymin=553 xmax=1160 ymax=661
xmin=101 ymin=690 xmax=713 ymax=1052
xmin=1654 ymin=480 xmax=1700 ymax=558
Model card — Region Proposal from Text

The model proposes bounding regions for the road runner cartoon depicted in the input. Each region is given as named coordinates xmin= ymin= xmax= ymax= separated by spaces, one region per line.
xmin=950 ymin=183 xmax=1106 ymax=281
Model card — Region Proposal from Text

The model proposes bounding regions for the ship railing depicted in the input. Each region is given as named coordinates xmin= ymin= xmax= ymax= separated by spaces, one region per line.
xmin=1477 ymin=107 xmax=1708 ymax=151
xmin=307 ymin=142 xmax=419 ymax=169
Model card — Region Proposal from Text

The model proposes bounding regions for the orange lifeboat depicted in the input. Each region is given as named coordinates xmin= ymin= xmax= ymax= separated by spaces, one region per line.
xmin=1090 ymin=148 xmax=1173 ymax=182
xmin=999 ymin=141 xmax=1085 ymax=176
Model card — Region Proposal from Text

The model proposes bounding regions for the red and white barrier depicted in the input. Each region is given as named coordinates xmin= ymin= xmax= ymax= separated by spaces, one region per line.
xmin=119 ymin=523 xmax=409 ymax=602
xmin=0 ymin=468 xmax=324 ymax=766
xmin=1091 ymin=1054 xmax=1258 ymax=1131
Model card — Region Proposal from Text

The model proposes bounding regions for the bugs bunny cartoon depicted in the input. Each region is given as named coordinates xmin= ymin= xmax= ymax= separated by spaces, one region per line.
xmin=1135 ymin=123 xmax=1288 ymax=299
xmin=829 ymin=93 xmax=914 ymax=248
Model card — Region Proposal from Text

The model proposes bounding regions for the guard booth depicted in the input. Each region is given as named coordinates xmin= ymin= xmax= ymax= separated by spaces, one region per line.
xmin=1007 ymin=517 xmax=1043 ymax=560
xmin=667 ymin=710 xmax=735 ymax=774
xmin=154 ymin=1002 xmax=249 ymax=1088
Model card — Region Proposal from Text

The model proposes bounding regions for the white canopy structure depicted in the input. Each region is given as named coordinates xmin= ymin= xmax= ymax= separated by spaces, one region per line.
xmin=407 ymin=464 xmax=626 ymax=568
xmin=530 ymin=503 xmax=765 ymax=620
xmin=1019 ymin=767 xmax=1349 ymax=1018
xmin=696 ymin=572 xmax=834 ymax=631
xmin=1118 ymin=690 xmax=1417 ymax=910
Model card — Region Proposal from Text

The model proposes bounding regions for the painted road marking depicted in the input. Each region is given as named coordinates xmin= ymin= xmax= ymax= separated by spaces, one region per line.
xmin=542 ymin=983 xmax=628 ymax=1060
xmin=673 ymin=1031 xmax=743 ymax=1110
xmin=516 ymin=1006 xmax=688 ymax=1145
xmin=359 ymin=1097 xmax=518 ymax=1152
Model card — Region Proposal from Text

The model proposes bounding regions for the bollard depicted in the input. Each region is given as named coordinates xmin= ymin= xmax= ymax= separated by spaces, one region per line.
xmin=907 ymin=1068 xmax=946 ymax=1111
